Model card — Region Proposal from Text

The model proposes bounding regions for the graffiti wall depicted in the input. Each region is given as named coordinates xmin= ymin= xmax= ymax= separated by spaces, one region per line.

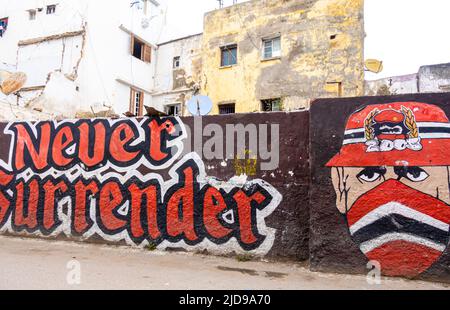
xmin=0 ymin=112 xmax=310 ymax=259
xmin=5 ymin=93 xmax=450 ymax=282
xmin=310 ymin=93 xmax=450 ymax=282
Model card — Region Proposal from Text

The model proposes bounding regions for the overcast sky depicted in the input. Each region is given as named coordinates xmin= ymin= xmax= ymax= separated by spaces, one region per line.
xmin=160 ymin=0 xmax=450 ymax=80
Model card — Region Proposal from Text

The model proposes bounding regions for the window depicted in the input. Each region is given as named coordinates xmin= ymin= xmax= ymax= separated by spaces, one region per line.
xmin=29 ymin=10 xmax=37 ymax=20
xmin=219 ymin=103 xmax=235 ymax=115
xmin=0 ymin=17 xmax=8 ymax=37
xmin=46 ymin=5 xmax=56 ymax=15
xmin=133 ymin=37 xmax=144 ymax=59
xmin=326 ymin=82 xmax=343 ymax=97
xmin=131 ymin=35 xmax=151 ymax=63
xmin=166 ymin=104 xmax=180 ymax=116
xmin=262 ymin=36 xmax=281 ymax=59
xmin=130 ymin=88 xmax=144 ymax=116
xmin=173 ymin=56 xmax=180 ymax=69
xmin=220 ymin=44 xmax=237 ymax=67
xmin=261 ymin=98 xmax=282 ymax=112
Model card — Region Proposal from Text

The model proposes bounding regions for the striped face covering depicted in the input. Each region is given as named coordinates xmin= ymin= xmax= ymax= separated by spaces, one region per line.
xmin=347 ymin=179 xmax=450 ymax=278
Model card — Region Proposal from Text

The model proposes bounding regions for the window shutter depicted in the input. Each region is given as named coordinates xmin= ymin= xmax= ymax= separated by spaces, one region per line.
xmin=129 ymin=88 xmax=135 ymax=114
xmin=130 ymin=35 xmax=135 ymax=55
xmin=144 ymin=45 xmax=152 ymax=63
xmin=139 ymin=92 xmax=144 ymax=115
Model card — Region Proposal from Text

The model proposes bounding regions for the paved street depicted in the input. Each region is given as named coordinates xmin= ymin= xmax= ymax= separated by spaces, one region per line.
xmin=0 ymin=236 xmax=448 ymax=290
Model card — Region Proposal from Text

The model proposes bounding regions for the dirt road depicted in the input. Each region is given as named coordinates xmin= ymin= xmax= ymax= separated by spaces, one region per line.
xmin=0 ymin=236 xmax=447 ymax=290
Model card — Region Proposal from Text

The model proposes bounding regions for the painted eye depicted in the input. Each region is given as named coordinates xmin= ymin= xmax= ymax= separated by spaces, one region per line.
xmin=406 ymin=168 xmax=429 ymax=182
xmin=357 ymin=167 xmax=386 ymax=183
xmin=358 ymin=172 xmax=381 ymax=183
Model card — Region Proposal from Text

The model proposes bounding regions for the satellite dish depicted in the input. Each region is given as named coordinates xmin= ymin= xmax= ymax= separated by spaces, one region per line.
xmin=186 ymin=95 xmax=213 ymax=116
xmin=365 ymin=59 xmax=384 ymax=74
xmin=0 ymin=71 xmax=27 ymax=95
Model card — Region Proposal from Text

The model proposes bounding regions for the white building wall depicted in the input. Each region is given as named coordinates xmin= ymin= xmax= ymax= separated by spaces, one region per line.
xmin=17 ymin=36 xmax=84 ymax=88
xmin=0 ymin=0 xmax=167 ymax=119
xmin=0 ymin=0 xmax=85 ymax=70
xmin=366 ymin=63 xmax=450 ymax=96
xmin=153 ymin=33 xmax=203 ymax=115
xmin=418 ymin=63 xmax=450 ymax=93
xmin=76 ymin=0 xmax=164 ymax=116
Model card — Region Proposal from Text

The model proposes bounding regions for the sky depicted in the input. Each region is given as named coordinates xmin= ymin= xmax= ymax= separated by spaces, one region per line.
xmin=159 ymin=0 xmax=450 ymax=81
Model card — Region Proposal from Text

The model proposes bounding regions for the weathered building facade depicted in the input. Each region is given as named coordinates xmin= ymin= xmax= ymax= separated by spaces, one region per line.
xmin=200 ymin=0 xmax=365 ymax=114
xmin=366 ymin=63 xmax=450 ymax=96
xmin=0 ymin=0 xmax=166 ymax=119
xmin=152 ymin=33 xmax=203 ymax=116
xmin=1 ymin=0 xmax=367 ymax=119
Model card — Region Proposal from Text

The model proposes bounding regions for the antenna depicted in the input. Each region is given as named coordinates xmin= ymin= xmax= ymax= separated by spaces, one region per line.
xmin=197 ymin=98 xmax=201 ymax=115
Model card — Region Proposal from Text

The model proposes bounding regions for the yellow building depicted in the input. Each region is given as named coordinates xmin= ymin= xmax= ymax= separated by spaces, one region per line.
xmin=200 ymin=0 xmax=365 ymax=114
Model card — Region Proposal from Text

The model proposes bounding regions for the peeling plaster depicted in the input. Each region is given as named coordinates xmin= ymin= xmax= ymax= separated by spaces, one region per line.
xmin=15 ymin=22 xmax=112 ymax=119
xmin=201 ymin=0 xmax=365 ymax=114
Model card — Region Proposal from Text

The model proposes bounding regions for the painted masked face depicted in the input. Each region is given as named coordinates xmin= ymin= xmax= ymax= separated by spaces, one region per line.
xmin=336 ymin=167 xmax=450 ymax=277
xmin=327 ymin=102 xmax=450 ymax=277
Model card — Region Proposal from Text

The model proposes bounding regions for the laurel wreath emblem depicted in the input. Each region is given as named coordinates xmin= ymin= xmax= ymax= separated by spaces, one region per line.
xmin=364 ymin=109 xmax=379 ymax=141
xmin=364 ymin=107 xmax=419 ymax=141
xmin=401 ymin=106 xmax=419 ymax=139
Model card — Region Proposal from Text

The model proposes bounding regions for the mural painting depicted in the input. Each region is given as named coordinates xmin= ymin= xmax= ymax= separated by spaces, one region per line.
xmin=0 ymin=117 xmax=282 ymax=255
xmin=327 ymin=102 xmax=450 ymax=277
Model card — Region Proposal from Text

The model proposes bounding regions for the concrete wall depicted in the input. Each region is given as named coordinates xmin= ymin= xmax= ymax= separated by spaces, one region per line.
xmin=0 ymin=112 xmax=309 ymax=260
xmin=366 ymin=63 xmax=450 ymax=96
xmin=153 ymin=34 xmax=203 ymax=115
xmin=3 ymin=91 xmax=450 ymax=283
xmin=201 ymin=0 xmax=365 ymax=114
xmin=419 ymin=63 xmax=450 ymax=93
xmin=365 ymin=74 xmax=418 ymax=96
xmin=310 ymin=92 xmax=450 ymax=283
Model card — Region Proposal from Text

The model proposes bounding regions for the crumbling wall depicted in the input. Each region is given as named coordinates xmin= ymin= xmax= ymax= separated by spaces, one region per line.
xmin=14 ymin=25 xmax=115 ymax=119
xmin=0 ymin=0 xmax=164 ymax=119
xmin=25 ymin=71 xmax=85 ymax=119
xmin=17 ymin=33 xmax=84 ymax=90
xmin=13 ymin=28 xmax=95 ymax=119
xmin=0 ymin=99 xmax=51 ymax=121
xmin=201 ymin=0 xmax=365 ymax=114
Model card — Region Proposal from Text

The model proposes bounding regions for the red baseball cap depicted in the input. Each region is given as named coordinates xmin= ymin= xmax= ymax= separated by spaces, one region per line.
xmin=326 ymin=102 xmax=450 ymax=167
